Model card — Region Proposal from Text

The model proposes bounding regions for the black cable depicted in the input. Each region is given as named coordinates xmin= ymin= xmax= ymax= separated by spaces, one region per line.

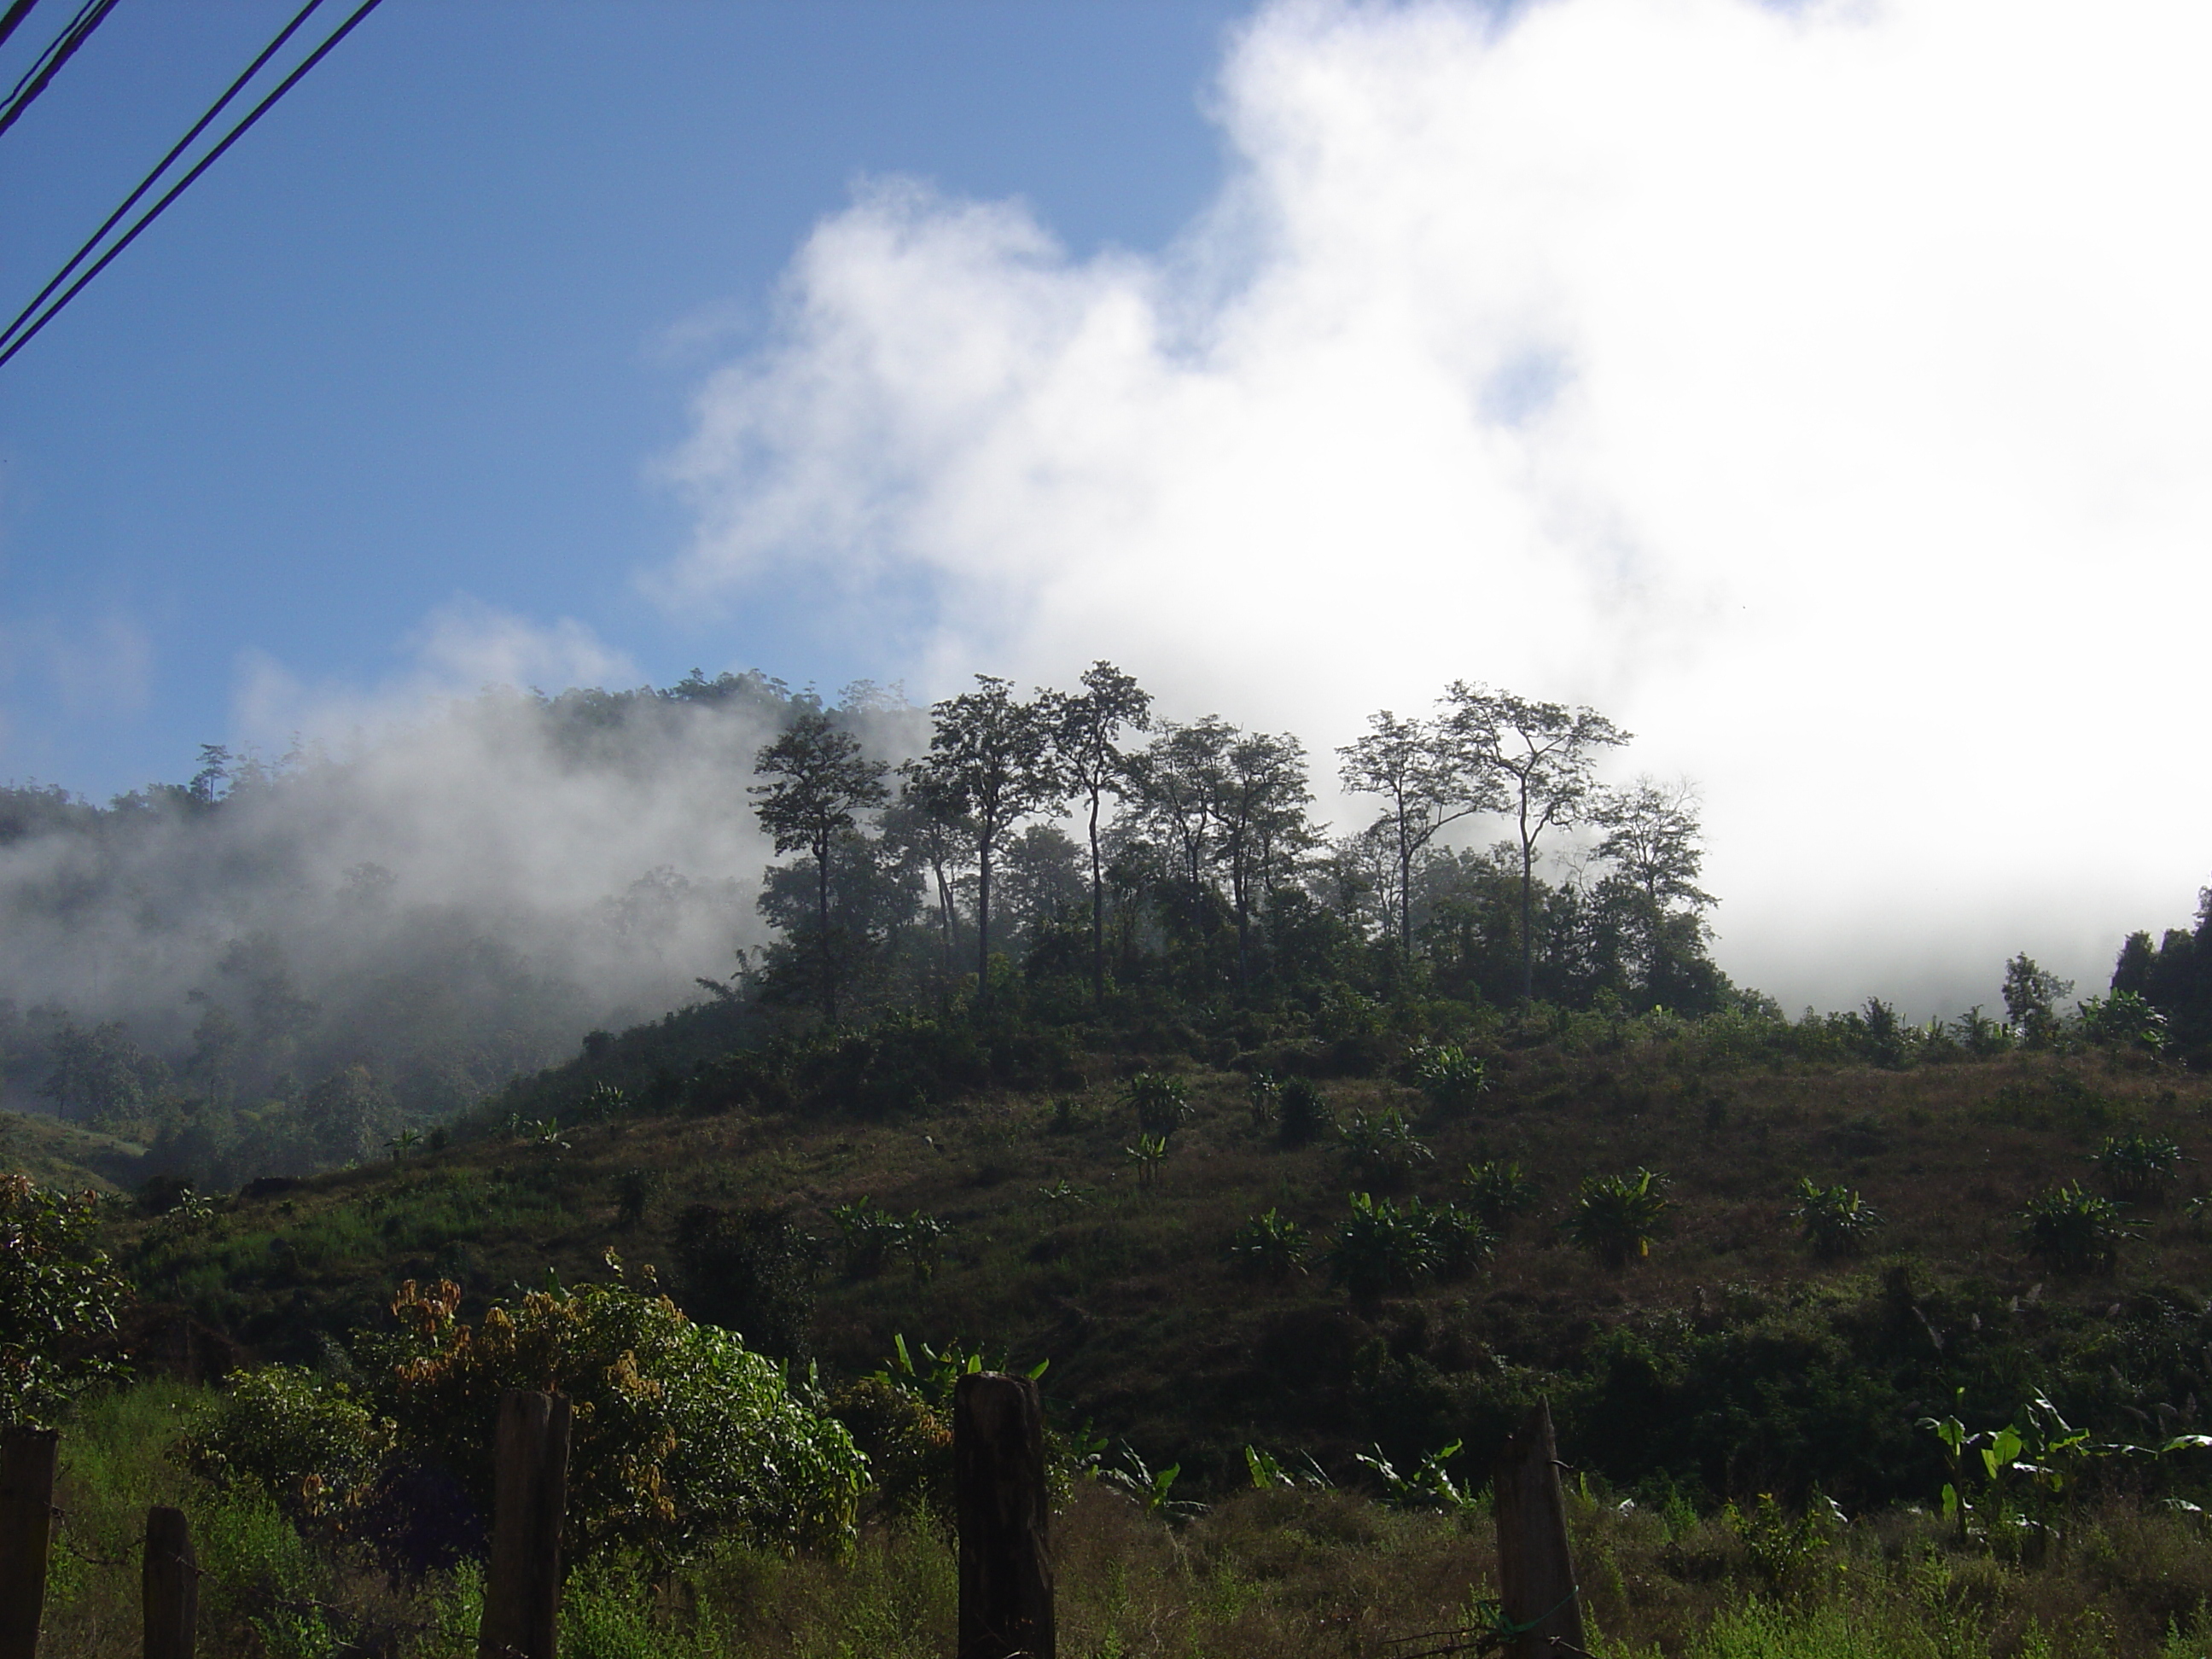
xmin=0 ymin=0 xmax=43 ymax=56
xmin=0 ymin=0 xmax=119 ymax=142
xmin=0 ymin=0 xmax=329 ymax=358
xmin=0 ymin=0 xmax=384 ymax=372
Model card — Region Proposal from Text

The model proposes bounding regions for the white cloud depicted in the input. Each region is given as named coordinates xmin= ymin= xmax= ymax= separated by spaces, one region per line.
xmin=234 ymin=597 xmax=639 ymax=751
xmin=660 ymin=0 xmax=2212 ymax=1014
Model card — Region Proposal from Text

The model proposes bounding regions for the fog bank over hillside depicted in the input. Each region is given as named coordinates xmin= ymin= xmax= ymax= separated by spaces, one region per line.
xmin=0 ymin=672 xmax=923 ymax=1121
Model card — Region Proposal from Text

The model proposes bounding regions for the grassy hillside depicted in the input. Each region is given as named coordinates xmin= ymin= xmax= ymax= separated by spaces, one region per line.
xmin=0 ymin=1108 xmax=144 ymax=1192
xmin=95 ymin=1020 xmax=2212 ymax=1516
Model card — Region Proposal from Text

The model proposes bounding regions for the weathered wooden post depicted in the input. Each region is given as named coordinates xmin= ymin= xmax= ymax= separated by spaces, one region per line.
xmin=0 ymin=1427 xmax=59 ymax=1659
xmin=954 ymin=1371 xmax=1055 ymax=1659
xmin=1493 ymin=1399 xmax=1586 ymax=1659
xmin=142 ymin=1505 xmax=198 ymax=1659
xmin=477 ymin=1389 xmax=572 ymax=1659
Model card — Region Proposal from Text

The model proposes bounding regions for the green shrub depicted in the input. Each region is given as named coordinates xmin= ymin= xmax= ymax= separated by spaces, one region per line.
xmin=2017 ymin=1183 xmax=2127 ymax=1273
xmin=0 ymin=1172 xmax=130 ymax=1428
xmin=1463 ymin=1159 xmax=1541 ymax=1236
xmin=1247 ymin=1071 xmax=1283 ymax=1128
xmin=1121 ymin=1073 xmax=1192 ymax=1138
xmin=1412 ymin=1200 xmax=1494 ymax=1281
xmin=1339 ymin=1109 xmax=1434 ymax=1185
xmin=1789 ymin=1179 xmax=1885 ymax=1260
xmin=831 ymin=1197 xmax=948 ymax=1279
xmin=1563 ymin=1168 xmax=1672 ymax=1269
xmin=1278 ymin=1077 xmax=1332 ymax=1147
xmin=1228 ymin=1208 xmax=1310 ymax=1281
xmin=189 ymin=1264 xmax=866 ymax=1572
xmin=1409 ymin=1044 xmax=1488 ymax=1112
xmin=1328 ymin=1192 xmax=1437 ymax=1311
xmin=2093 ymin=1132 xmax=2183 ymax=1204
xmin=673 ymin=1204 xmax=816 ymax=1359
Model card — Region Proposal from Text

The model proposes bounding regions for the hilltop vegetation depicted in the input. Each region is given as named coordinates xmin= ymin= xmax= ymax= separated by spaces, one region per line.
xmin=15 ymin=662 xmax=2212 ymax=1655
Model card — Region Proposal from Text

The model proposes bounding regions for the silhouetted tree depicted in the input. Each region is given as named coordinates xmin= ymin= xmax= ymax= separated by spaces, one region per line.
xmin=910 ymin=677 xmax=1060 ymax=1007
xmin=1049 ymin=661 xmax=1152 ymax=1004
xmin=1339 ymin=709 xmax=1500 ymax=963
xmin=1447 ymin=684 xmax=1630 ymax=1004
xmin=751 ymin=709 xmax=891 ymax=1023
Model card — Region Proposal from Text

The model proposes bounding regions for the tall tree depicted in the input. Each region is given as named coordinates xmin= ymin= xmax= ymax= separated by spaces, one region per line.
xmin=1594 ymin=776 xmax=1714 ymax=998
xmin=882 ymin=772 xmax=973 ymax=995
xmin=1447 ymin=684 xmax=1631 ymax=1006
xmin=1213 ymin=731 xmax=1313 ymax=995
xmin=1050 ymin=661 xmax=1153 ymax=1006
xmin=750 ymin=709 xmax=890 ymax=1023
xmin=1338 ymin=709 xmax=1502 ymax=963
xmin=911 ymin=677 xmax=1060 ymax=1006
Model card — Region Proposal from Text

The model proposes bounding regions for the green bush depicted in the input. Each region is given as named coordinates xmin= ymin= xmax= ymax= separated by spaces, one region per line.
xmin=1409 ymin=1044 xmax=1489 ymax=1112
xmin=1328 ymin=1193 xmax=1437 ymax=1311
xmin=1789 ymin=1179 xmax=1885 ymax=1260
xmin=2093 ymin=1132 xmax=2183 ymax=1204
xmin=1563 ymin=1168 xmax=1672 ymax=1269
xmin=1121 ymin=1072 xmax=1194 ymax=1138
xmin=1228 ymin=1208 xmax=1310 ymax=1281
xmin=1278 ymin=1077 xmax=1332 ymax=1147
xmin=189 ymin=1263 xmax=867 ymax=1572
xmin=1463 ymin=1159 xmax=1541 ymax=1236
xmin=0 ymin=1172 xmax=130 ymax=1428
xmin=2017 ymin=1184 xmax=2127 ymax=1273
xmin=1339 ymin=1109 xmax=1434 ymax=1185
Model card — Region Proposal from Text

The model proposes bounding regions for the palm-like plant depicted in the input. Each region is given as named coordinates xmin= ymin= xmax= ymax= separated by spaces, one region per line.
xmin=1278 ymin=1077 xmax=1331 ymax=1147
xmin=1229 ymin=1208 xmax=1310 ymax=1280
xmin=1789 ymin=1179 xmax=1884 ymax=1260
xmin=1410 ymin=1044 xmax=1489 ymax=1112
xmin=2018 ymin=1183 xmax=2127 ymax=1273
xmin=1126 ymin=1132 xmax=1172 ymax=1189
xmin=1340 ymin=1109 xmax=1435 ymax=1186
xmin=1463 ymin=1160 xmax=1541 ymax=1236
xmin=1328 ymin=1192 xmax=1438 ymax=1311
xmin=1412 ymin=1199 xmax=1495 ymax=1281
xmin=1122 ymin=1073 xmax=1193 ymax=1138
xmin=1563 ymin=1168 xmax=1672 ymax=1269
xmin=2093 ymin=1133 xmax=2183 ymax=1204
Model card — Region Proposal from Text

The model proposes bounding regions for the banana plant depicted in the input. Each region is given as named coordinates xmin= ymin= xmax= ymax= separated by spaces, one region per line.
xmin=1245 ymin=1444 xmax=1331 ymax=1490
xmin=1125 ymin=1132 xmax=1171 ymax=1189
xmin=1354 ymin=1440 xmax=1481 ymax=1516
xmin=1102 ymin=1443 xmax=1207 ymax=1521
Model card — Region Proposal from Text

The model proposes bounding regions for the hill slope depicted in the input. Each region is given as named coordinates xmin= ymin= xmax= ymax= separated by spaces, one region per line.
xmin=91 ymin=1024 xmax=2212 ymax=1515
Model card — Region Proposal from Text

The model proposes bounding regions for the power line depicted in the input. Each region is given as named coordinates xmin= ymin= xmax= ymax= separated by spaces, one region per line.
xmin=0 ymin=0 xmax=385 ymax=373
xmin=0 ymin=0 xmax=330 ymax=359
xmin=0 ymin=1 xmax=44 ymax=56
xmin=0 ymin=0 xmax=119 ymax=142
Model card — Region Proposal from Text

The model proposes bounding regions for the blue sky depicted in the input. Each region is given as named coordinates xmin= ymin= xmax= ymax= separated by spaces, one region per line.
xmin=0 ymin=0 xmax=1245 ymax=798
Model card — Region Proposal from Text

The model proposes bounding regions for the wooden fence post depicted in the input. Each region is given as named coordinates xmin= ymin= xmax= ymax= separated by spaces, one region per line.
xmin=1493 ymin=1399 xmax=1587 ymax=1659
xmin=143 ymin=1505 xmax=198 ymax=1659
xmin=954 ymin=1371 xmax=1054 ymax=1659
xmin=477 ymin=1389 xmax=572 ymax=1659
xmin=0 ymin=1427 xmax=59 ymax=1659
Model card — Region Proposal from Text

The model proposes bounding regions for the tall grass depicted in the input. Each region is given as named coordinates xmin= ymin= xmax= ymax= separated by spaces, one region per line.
xmin=32 ymin=1385 xmax=2212 ymax=1659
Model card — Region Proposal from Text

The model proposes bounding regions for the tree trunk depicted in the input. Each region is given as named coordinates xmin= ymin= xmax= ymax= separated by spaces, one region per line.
xmin=1519 ymin=840 xmax=1536 ymax=1007
xmin=1089 ymin=791 xmax=1105 ymax=1007
xmin=975 ymin=830 xmax=993 ymax=1009
xmin=0 ymin=1427 xmax=58 ymax=1659
xmin=1493 ymin=1399 xmax=1586 ymax=1659
xmin=955 ymin=1372 xmax=1054 ymax=1659
xmin=817 ymin=842 xmax=837 ymax=1025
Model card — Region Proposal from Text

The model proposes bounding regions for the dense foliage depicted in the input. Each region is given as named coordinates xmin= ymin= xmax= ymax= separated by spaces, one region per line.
xmin=189 ymin=1263 xmax=865 ymax=1571
xmin=0 ymin=1172 xmax=128 ymax=1427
